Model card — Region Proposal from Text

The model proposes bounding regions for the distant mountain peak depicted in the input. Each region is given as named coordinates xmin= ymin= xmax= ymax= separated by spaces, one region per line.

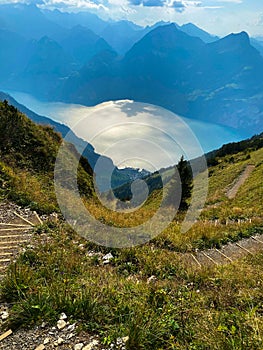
xmin=223 ymin=31 xmax=250 ymax=44
xmin=209 ymin=30 xmax=252 ymax=53
xmin=180 ymin=22 xmax=218 ymax=43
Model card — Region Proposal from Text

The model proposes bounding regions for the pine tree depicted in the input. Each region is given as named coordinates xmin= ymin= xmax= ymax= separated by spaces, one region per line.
xmin=177 ymin=155 xmax=193 ymax=210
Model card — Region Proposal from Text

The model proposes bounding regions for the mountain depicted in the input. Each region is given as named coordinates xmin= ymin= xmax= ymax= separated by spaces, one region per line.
xmin=206 ymin=132 xmax=263 ymax=165
xmin=1 ymin=4 xmax=262 ymax=134
xmin=0 ymin=3 xmax=65 ymax=41
xmin=99 ymin=20 xmax=144 ymax=54
xmin=0 ymin=92 xmax=150 ymax=192
xmin=180 ymin=23 xmax=218 ymax=43
xmin=0 ymin=99 xmax=94 ymax=213
xmin=17 ymin=36 xmax=76 ymax=99
xmin=251 ymin=38 xmax=263 ymax=57
xmin=0 ymin=91 xmax=100 ymax=168
xmin=0 ymin=29 xmax=29 ymax=85
xmin=58 ymin=25 xmax=113 ymax=66
xmin=59 ymin=25 xmax=263 ymax=134
xmin=44 ymin=8 xmax=145 ymax=55
xmin=43 ymin=8 xmax=108 ymax=34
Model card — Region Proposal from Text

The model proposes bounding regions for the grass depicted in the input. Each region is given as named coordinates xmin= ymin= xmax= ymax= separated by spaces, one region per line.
xmin=0 ymin=222 xmax=262 ymax=349
xmin=0 ymin=100 xmax=94 ymax=213
xmin=0 ymin=101 xmax=262 ymax=348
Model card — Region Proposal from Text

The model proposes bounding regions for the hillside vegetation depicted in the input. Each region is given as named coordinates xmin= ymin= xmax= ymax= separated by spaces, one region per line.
xmin=0 ymin=103 xmax=262 ymax=349
xmin=0 ymin=100 xmax=94 ymax=213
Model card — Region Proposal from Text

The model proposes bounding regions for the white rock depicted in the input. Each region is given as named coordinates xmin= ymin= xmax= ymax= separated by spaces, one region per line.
xmin=1 ymin=311 xmax=9 ymax=320
xmin=57 ymin=319 xmax=67 ymax=330
xmin=43 ymin=338 xmax=50 ymax=345
xmin=59 ymin=312 xmax=67 ymax=320
xmin=67 ymin=323 xmax=76 ymax=332
xmin=54 ymin=337 xmax=64 ymax=346
xmin=147 ymin=275 xmax=157 ymax=284
xmin=74 ymin=343 xmax=84 ymax=350
xmin=122 ymin=336 xmax=129 ymax=343
xmin=102 ymin=253 xmax=113 ymax=261
xmin=83 ymin=339 xmax=99 ymax=350
xmin=35 ymin=345 xmax=45 ymax=350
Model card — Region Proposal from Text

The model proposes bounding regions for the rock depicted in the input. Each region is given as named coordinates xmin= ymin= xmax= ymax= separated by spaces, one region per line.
xmin=54 ymin=337 xmax=64 ymax=346
xmin=122 ymin=336 xmax=129 ymax=343
xmin=102 ymin=253 xmax=114 ymax=264
xmin=67 ymin=323 xmax=76 ymax=332
xmin=147 ymin=275 xmax=157 ymax=284
xmin=74 ymin=343 xmax=84 ymax=350
xmin=35 ymin=345 xmax=45 ymax=350
xmin=43 ymin=338 xmax=50 ymax=345
xmin=57 ymin=319 xmax=67 ymax=330
xmin=83 ymin=339 xmax=99 ymax=350
xmin=102 ymin=253 xmax=113 ymax=260
xmin=59 ymin=312 xmax=67 ymax=320
xmin=1 ymin=311 xmax=9 ymax=320
xmin=58 ymin=337 xmax=64 ymax=345
xmin=116 ymin=336 xmax=129 ymax=347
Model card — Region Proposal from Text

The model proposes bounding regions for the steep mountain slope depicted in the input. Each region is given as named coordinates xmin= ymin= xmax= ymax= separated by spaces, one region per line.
xmin=251 ymin=38 xmax=263 ymax=56
xmin=43 ymin=8 xmax=108 ymax=34
xmin=0 ymin=100 xmax=94 ymax=213
xmin=60 ymin=25 xmax=263 ymax=133
xmin=0 ymin=3 xmax=65 ymax=41
xmin=180 ymin=23 xmax=218 ymax=43
xmin=99 ymin=20 xmax=144 ymax=54
xmin=59 ymin=25 xmax=113 ymax=66
xmin=18 ymin=36 xmax=76 ymax=99
xmin=0 ymin=91 xmax=101 ymax=168
xmin=0 ymin=29 xmax=30 ymax=86
xmin=0 ymin=4 xmax=262 ymax=134
xmin=0 ymin=92 xmax=149 ymax=192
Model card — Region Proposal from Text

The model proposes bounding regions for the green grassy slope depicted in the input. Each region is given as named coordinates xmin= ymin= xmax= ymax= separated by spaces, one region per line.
xmin=0 ymin=101 xmax=262 ymax=349
xmin=0 ymin=100 xmax=94 ymax=213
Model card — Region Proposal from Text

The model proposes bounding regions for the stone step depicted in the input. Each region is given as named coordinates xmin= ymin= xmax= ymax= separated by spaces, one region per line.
xmin=0 ymin=240 xmax=30 ymax=248
xmin=0 ymin=258 xmax=11 ymax=264
xmin=0 ymin=229 xmax=33 ymax=236
xmin=0 ymin=245 xmax=19 ymax=250
xmin=0 ymin=234 xmax=32 ymax=240
xmin=0 ymin=252 xmax=13 ymax=256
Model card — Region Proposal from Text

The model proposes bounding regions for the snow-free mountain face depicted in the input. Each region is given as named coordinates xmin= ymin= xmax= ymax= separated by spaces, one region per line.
xmin=59 ymin=25 xmax=263 ymax=133
xmin=0 ymin=3 xmax=263 ymax=135
xmin=58 ymin=25 xmax=113 ymax=66
xmin=180 ymin=23 xmax=218 ymax=43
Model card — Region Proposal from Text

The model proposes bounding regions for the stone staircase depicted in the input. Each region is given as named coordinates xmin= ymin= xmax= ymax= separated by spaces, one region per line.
xmin=0 ymin=201 xmax=44 ymax=277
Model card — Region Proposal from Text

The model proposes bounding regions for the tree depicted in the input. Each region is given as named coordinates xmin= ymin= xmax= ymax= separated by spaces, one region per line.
xmin=177 ymin=155 xmax=193 ymax=210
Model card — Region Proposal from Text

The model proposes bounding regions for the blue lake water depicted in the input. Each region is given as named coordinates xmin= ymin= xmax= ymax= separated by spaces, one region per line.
xmin=6 ymin=90 xmax=249 ymax=170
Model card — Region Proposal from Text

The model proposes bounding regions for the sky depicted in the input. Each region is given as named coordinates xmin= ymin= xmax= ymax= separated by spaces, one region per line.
xmin=2 ymin=0 xmax=263 ymax=37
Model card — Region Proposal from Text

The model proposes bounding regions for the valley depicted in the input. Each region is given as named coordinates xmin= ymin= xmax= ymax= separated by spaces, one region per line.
xmin=0 ymin=100 xmax=261 ymax=349
xmin=0 ymin=2 xmax=262 ymax=349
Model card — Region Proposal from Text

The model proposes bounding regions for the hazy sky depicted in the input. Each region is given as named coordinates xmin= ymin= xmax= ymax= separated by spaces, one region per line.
xmin=3 ymin=0 xmax=263 ymax=37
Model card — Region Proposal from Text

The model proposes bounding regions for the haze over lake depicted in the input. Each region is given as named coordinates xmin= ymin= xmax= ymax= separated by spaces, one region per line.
xmin=7 ymin=90 xmax=248 ymax=169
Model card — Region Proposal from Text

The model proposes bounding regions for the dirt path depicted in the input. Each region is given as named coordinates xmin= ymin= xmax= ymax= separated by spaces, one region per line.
xmin=226 ymin=164 xmax=255 ymax=199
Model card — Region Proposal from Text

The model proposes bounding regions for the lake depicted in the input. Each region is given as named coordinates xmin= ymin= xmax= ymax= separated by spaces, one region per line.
xmin=6 ymin=90 xmax=249 ymax=170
